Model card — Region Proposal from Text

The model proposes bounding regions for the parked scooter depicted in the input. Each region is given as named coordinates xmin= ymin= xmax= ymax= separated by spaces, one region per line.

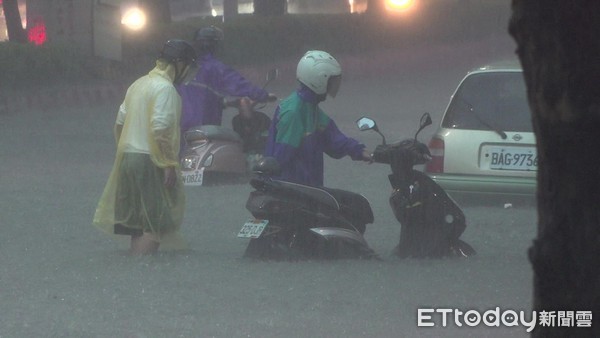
xmin=237 ymin=157 xmax=378 ymax=260
xmin=357 ymin=113 xmax=476 ymax=258
xmin=180 ymin=69 xmax=278 ymax=186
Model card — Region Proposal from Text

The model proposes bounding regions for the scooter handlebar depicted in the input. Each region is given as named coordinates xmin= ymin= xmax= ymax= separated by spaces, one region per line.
xmin=372 ymin=140 xmax=431 ymax=166
xmin=266 ymin=93 xmax=278 ymax=102
xmin=224 ymin=98 xmax=242 ymax=109
xmin=224 ymin=95 xmax=277 ymax=111
xmin=372 ymin=144 xmax=392 ymax=164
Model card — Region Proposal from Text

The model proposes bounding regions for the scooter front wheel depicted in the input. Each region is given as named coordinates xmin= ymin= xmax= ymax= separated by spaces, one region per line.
xmin=243 ymin=230 xmax=305 ymax=261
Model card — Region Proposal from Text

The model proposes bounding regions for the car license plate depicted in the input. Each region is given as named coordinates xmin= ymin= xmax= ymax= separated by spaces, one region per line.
xmin=237 ymin=219 xmax=269 ymax=238
xmin=181 ymin=168 xmax=204 ymax=186
xmin=483 ymin=146 xmax=537 ymax=171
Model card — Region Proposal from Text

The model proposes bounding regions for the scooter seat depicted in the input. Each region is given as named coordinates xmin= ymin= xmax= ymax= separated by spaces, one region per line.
xmin=185 ymin=125 xmax=242 ymax=143
xmin=322 ymin=187 xmax=375 ymax=225
xmin=265 ymin=179 xmax=374 ymax=225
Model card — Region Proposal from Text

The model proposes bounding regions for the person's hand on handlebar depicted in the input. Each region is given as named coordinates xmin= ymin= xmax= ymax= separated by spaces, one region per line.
xmin=362 ymin=149 xmax=374 ymax=164
xmin=239 ymin=97 xmax=255 ymax=118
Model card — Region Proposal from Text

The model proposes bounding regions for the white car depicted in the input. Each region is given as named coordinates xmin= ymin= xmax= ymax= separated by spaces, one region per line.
xmin=424 ymin=65 xmax=537 ymax=199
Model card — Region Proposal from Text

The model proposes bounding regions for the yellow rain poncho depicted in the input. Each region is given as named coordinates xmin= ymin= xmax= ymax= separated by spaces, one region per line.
xmin=93 ymin=61 xmax=186 ymax=250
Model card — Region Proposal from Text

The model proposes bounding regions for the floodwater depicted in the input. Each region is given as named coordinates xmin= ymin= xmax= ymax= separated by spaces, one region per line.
xmin=0 ymin=33 xmax=538 ymax=337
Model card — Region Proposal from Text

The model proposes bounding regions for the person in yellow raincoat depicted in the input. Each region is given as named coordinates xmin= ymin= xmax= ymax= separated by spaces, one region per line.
xmin=93 ymin=40 xmax=198 ymax=255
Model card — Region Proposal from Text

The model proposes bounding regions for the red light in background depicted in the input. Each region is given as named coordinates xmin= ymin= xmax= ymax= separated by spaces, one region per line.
xmin=28 ymin=17 xmax=46 ymax=45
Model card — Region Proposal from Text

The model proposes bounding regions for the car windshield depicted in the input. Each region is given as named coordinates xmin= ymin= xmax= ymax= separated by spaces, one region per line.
xmin=442 ymin=72 xmax=532 ymax=132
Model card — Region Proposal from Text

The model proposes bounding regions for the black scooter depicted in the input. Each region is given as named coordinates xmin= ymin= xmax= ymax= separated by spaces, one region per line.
xmin=237 ymin=158 xmax=378 ymax=260
xmin=357 ymin=113 xmax=475 ymax=258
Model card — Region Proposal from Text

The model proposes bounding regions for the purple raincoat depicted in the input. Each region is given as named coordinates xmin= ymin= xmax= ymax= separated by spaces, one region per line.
xmin=178 ymin=53 xmax=270 ymax=132
xmin=264 ymin=86 xmax=366 ymax=187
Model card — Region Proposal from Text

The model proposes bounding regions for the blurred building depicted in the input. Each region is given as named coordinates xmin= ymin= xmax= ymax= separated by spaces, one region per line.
xmin=210 ymin=0 xmax=367 ymax=15
xmin=25 ymin=0 xmax=94 ymax=50
xmin=170 ymin=0 xmax=213 ymax=20
xmin=0 ymin=0 xmax=27 ymax=41
xmin=25 ymin=0 xmax=126 ymax=59
xmin=3 ymin=0 xmax=496 ymax=48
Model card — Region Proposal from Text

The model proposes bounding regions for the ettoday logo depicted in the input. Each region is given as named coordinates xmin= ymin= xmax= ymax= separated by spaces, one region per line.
xmin=417 ymin=308 xmax=593 ymax=332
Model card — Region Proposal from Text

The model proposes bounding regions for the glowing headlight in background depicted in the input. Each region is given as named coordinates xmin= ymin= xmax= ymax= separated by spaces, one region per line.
xmin=386 ymin=0 xmax=415 ymax=12
xmin=121 ymin=7 xmax=146 ymax=31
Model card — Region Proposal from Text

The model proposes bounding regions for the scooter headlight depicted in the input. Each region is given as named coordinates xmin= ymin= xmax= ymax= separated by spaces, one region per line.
xmin=181 ymin=155 xmax=200 ymax=171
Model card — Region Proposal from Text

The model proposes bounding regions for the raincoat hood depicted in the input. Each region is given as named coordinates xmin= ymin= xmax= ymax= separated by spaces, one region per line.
xmin=151 ymin=60 xmax=177 ymax=84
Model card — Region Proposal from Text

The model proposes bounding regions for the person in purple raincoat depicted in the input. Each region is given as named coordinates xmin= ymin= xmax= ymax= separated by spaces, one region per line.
xmin=264 ymin=50 xmax=373 ymax=187
xmin=178 ymin=26 xmax=276 ymax=136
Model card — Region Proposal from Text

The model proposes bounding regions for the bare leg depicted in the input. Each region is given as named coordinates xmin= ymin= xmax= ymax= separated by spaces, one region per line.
xmin=130 ymin=233 xmax=159 ymax=255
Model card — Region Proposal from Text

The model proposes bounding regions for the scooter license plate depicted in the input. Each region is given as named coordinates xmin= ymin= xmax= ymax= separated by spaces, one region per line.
xmin=181 ymin=168 xmax=204 ymax=186
xmin=237 ymin=219 xmax=269 ymax=238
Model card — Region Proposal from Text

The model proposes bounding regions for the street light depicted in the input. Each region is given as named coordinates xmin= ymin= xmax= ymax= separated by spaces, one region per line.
xmin=121 ymin=6 xmax=146 ymax=31
xmin=386 ymin=0 xmax=416 ymax=12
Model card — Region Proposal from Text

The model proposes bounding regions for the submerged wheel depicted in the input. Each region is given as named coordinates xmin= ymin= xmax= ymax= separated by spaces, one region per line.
xmin=243 ymin=234 xmax=305 ymax=261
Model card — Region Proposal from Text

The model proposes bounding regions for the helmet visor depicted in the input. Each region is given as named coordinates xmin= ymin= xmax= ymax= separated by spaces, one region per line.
xmin=174 ymin=62 xmax=199 ymax=85
xmin=182 ymin=62 xmax=199 ymax=85
xmin=327 ymin=75 xmax=342 ymax=98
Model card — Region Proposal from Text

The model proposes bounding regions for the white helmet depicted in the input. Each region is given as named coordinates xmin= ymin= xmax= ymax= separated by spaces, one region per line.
xmin=296 ymin=50 xmax=342 ymax=96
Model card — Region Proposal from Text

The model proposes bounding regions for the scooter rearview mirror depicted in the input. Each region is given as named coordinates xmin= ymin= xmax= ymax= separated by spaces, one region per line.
xmin=356 ymin=116 xmax=386 ymax=145
xmin=263 ymin=68 xmax=279 ymax=89
xmin=420 ymin=113 xmax=432 ymax=128
xmin=356 ymin=117 xmax=376 ymax=131
xmin=415 ymin=112 xmax=433 ymax=140
xmin=267 ymin=69 xmax=279 ymax=82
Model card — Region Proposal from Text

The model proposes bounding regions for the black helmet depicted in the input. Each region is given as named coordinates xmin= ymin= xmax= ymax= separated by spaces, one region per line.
xmin=252 ymin=156 xmax=281 ymax=176
xmin=159 ymin=39 xmax=196 ymax=66
xmin=193 ymin=26 xmax=223 ymax=54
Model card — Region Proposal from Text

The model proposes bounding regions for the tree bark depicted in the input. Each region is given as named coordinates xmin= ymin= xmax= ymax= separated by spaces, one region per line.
xmin=2 ymin=0 xmax=27 ymax=43
xmin=253 ymin=0 xmax=286 ymax=16
xmin=509 ymin=1 xmax=600 ymax=336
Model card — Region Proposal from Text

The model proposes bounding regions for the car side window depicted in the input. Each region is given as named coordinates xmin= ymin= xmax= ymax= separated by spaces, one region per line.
xmin=442 ymin=72 xmax=532 ymax=132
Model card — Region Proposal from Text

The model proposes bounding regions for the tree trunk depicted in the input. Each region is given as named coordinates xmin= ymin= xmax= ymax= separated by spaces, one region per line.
xmin=509 ymin=1 xmax=600 ymax=336
xmin=223 ymin=0 xmax=238 ymax=22
xmin=253 ymin=0 xmax=286 ymax=16
xmin=2 ymin=0 xmax=27 ymax=43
